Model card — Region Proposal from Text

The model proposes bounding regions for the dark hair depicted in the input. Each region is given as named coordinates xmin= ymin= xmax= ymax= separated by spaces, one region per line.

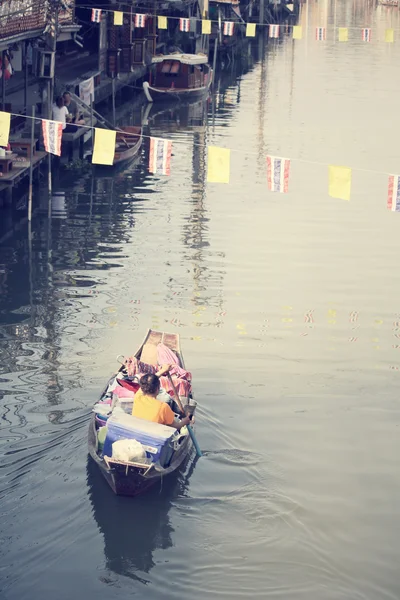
xmin=55 ymin=96 xmax=64 ymax=108
xmin=140 ymin=373 xmax=160 ymax=396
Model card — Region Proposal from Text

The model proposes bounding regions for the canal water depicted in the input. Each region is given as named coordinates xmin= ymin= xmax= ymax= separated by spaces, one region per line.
xmin=1 ymin=2 xmax=400 ymax=599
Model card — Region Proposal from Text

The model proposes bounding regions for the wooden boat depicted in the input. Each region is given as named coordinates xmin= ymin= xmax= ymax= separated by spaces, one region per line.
xmin=143 ymin=53 xmax=212 ymax=103
xmin=88 ymin=329 xmax=196 ymax=496
xmin=113 ymin=126 xmax=142 ymax=166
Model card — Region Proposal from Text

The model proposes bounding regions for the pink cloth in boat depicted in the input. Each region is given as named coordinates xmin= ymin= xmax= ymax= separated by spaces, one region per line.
xmin=123 ymin=345 xmax=192 ymax=398
xmin=156 ymin=343 xmax=191 ymax=381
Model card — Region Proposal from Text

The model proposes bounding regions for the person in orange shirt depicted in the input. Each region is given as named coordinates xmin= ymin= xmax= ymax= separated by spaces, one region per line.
xmin=132 ymin=371 xmax=191 ymax=430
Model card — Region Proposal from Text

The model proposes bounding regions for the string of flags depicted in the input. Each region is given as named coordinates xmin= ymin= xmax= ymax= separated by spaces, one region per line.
xmin=1 ymin=110 xmax=399 ymax=211
xmin=88 ymin=7 xmax=400 ymax=43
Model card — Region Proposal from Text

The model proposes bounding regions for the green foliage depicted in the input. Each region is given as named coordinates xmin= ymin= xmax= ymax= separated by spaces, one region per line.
xmin=64 ymin=158 xmax=91 ymax=172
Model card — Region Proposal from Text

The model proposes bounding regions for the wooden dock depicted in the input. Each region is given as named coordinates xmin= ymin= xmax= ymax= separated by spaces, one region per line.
xmin=0 ymin=151 xmax=47 ymax=207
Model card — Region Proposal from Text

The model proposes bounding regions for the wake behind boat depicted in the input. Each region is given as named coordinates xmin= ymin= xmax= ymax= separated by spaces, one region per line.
xmin=143 ymin=53 xmax=212 ymax=103
xmin=88 ymin=329 xmax=197 ymax=496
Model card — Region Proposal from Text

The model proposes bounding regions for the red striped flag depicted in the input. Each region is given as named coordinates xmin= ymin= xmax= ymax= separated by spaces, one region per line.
xmin=180 ymin=18 xmax=190 ymax=32
xmin=224 ymin=22 xmax=234 ymax=36
xmin=269 ymin=24 xmax=279 ymax=38
xmin=149 ymin=137 xmax=172 ymax=175
xmin=135 ymin=13 xmax=146 ymax=27
xmin=91 ymin=8 xmax=101 ymax=23
xmin=362 ymin=28 xmax=371 ymax=42
xmin=387 ymin=175 xmax=400 ymax=211
xmin=315 ymin=26 xmax=326 ymax=41
xmin=42 ymin=119 xmax=63 ymax=156
xmin=266 ymin=155 xmax=290 ymax=193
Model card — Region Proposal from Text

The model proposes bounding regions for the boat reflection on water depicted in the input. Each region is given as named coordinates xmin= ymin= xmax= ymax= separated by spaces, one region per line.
xmin=86 ymin=453 xmax=198 ymax=582
xmin=142 ymin=96 xmax=209 ymax=132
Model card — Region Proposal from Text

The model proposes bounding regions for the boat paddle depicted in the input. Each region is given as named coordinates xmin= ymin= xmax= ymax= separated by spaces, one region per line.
xmin=164 ymin=370 xmax=202 ymax=458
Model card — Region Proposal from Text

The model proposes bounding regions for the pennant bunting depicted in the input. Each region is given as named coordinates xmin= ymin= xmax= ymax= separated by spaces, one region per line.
xmin=316 ymin=27 xmax=326 ymax=41
xmin=135 ymin=13 xmax=146 ymax=28
xmin=207 ymin=146 xmax=230 ymax=184
xmin=91 ymin=8 xmax=101 ymax=23
xmin=246 ymin=23 xmax=256 ymax=37
xmin=202 ymin=19 xmax=211 ymax=34
xmin=224 ymin=21 xmax=234 ymax=36
xmin=269 ymin=24 xmax=279 ymax=38
xmin=180 ymin=18 xmax=190 ymax=32
xmin=0 ymin=111 xmax=10 ymax=146
xmin=387 ymin=175 xmax=400 ymax=211
xmin=42 ymin=119 xmax=62 ymax=156
xmin=362 ymin=28 xmax=371 ymax=42
xmin=328 ymin=165 xmax=352 ymax=201
xmin=266 ymin=156 xmax=290 ymax=193
xmin=158 ymin=16 xmax=167 ymax=29
xmin=338 ymin=27 xmax=348 ymax=42
xmin=114 ymin=11 xmax=123 ymax=26
xmin=292 ymin=25 xmax=302 ymax=40
xmin=92 ymin=129 xmax=116 ymax=166
xmin=149 ymin=137 xmax=172 ymax=175
xmin=385 ymin=28 xmax=394 ymax=43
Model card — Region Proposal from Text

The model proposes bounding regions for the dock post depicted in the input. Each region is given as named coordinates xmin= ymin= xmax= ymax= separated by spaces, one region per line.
xmin=212 ymin=36 xmax=218 ymax=88
xmin=112 ymin=76 xmax=116 ymax=126
xmin=28 ymin=105 xmax=35 ymax=222
xmin=24 ymin=41 xmax=28 ymax=111
xmin=1 ymin=50 xmax=6 ymax=109
xmin=259 ymin=0 xmax=264 ymax=24
xmin=90 ymin=93 xmax=94 ymax=156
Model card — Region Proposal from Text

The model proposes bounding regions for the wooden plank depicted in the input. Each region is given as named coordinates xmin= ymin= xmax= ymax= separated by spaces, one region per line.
xmin=0 ymin=152 xmax=46 ymax=185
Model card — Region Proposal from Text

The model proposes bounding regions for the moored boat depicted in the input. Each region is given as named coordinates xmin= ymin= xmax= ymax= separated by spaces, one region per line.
xmin=143 ymin=53 xmax=212 ymax=103
xmin=113 ymin=126 xmax=142 ymax=166
xmin=88 ymin=329 xmax=196 ymax=496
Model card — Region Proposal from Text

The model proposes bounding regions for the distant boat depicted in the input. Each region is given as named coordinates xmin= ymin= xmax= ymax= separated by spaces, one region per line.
xmin=113 ymin=126 xmax=142 ymax=166
xmin=143 ymin=53 xmax=212 ymax=103
xmin=377 ymin=0 xmax=398 ymax=5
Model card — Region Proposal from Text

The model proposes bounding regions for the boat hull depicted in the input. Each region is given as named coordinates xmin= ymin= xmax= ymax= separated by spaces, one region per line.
xmin=88 ymin=413 xmax=192 ymax=496
xmin=113 ymin=126 xmax=142 ymax=166
xmin=143 ymin=80 xmax=212 ymax=103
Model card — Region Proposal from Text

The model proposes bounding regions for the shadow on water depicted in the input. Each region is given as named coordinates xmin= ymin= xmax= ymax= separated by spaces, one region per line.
xmin=86 ymin=453 xmax=199 ymax=583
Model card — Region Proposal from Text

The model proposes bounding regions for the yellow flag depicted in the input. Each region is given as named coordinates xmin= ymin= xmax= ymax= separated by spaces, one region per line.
xmin=207 ymin=146 xmax=230 ymax=183
xmin=0 ymin=111 xmax=10 ymax=146
xmin=114 ymin=11 xmax=123 ymax=25
xmin=338 ymin=27 xmax=348 ymax=42
xmin=292 ymin=26 xmax=302 ymax=40
xmin=202 ymin=20 xmax=211 ymax=34
xmin=328 ymin=165 xmax=352 ymax=201
xmin=92 ymin=129 xmax=116 ymax=166
xmin=385 ymin=28 xmax=394 ymax=43
xmin=158 ymin=16 xmax=167 ymax=29
xmin=246 ymin=23 xmax=256 ymax=37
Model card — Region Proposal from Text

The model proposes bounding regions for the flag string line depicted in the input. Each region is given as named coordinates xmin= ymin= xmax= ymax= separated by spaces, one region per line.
xmin=81 ymin=6 xmax=400 ymax=34
xmin=7 ymin=110 xmax=395 ymax=177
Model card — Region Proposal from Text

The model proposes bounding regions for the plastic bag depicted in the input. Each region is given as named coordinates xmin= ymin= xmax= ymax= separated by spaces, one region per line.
xmin=111 ymin=439 xmax=146 ymax=463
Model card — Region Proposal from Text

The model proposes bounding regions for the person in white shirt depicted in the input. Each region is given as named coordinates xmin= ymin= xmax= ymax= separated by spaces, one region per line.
xmin=52 ymin=96 xmax=77 ymax=132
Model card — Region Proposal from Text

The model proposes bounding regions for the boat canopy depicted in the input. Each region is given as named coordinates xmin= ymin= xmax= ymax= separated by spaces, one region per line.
xmin=152 ymin=53 xmax=208 ymax=66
